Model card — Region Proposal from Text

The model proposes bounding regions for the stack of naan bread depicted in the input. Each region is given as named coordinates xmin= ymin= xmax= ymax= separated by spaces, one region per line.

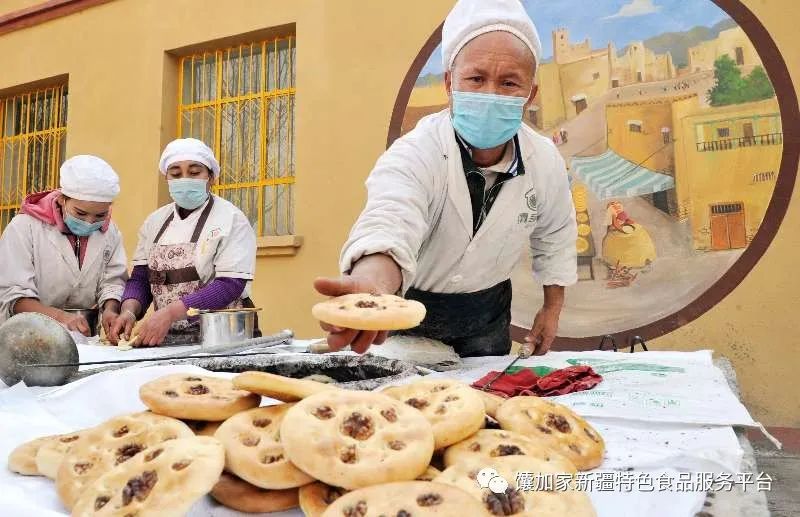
xmin=8 ymin=370 xmax=604 ymax=516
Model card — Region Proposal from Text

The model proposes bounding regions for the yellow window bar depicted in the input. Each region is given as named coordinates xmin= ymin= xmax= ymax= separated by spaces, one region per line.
xmin=0 ymin=84 xmax=68 ymax=233
xmin=177 ymin=36 xmax=296 ymax=236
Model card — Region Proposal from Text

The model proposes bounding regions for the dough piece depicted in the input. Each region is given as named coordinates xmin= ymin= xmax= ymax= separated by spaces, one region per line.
xmin=299 ymin=482 xmax=349 ymax=517
xmin=321 ymin=481 xmax=491 ymax=517
xmin=139 ymin=373 xmax=261 ymax=421
xmin=312 ymin=293 xmax=426 ymax=331
xmin=443 ymin=429 xmax=576 ymax=472
xmin=233 ymin=370 xmax=338 ymax=402
xmin=210 ymin=472 xmax=299 ymax=513
xmin=182 ymin=419 xmax=222 ymax=437
xmin=8 ymin=435 xmax=57 ymax=476
xmin=416 ymin=465 xmax=442 ymax=481
xmin=476 ymin=390 xmax=506 ymax=419
xmin=302 ymin=374 xmax=338 ymax=384
xmin=368 ymin=335 xmax=462 ymax=370
xmin=495 ymin=397 xmax=605 ymax=471
xmin=280 ymin=390 xmax=435 ymax=490
xmin=71 ymin=436 xmax=224 ymax=517
xmin=55 ymin=412 xmax=194 ymax=510
xmin=435 ymin=455 xmax=596 ymax=517
xmin=214 ymin=404 xmax=314 ymax=489
xmin=382 ymin=379 xmax=485 ymax=449
xmin=35 ymin=431 xmax=88 ymax=479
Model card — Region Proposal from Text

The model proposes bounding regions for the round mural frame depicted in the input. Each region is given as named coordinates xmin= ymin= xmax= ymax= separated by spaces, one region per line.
xmin=386 ymin=0 xmax=800 ymax=351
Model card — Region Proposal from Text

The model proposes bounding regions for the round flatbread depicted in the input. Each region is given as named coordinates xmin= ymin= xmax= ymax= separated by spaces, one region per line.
xmin=281 ymin=390 xmax=435 ymax=490
xmin=476 ymin=389 xmax=506 ymax=419
xmin=56 ymin=412 xmax=194 ymax=510
xmin=233 ymin=370 xmax=338 ymax=402
xmin=299 ymin=482 xmax=349 ymax=517
xmin=321 ymin=481 xmax=490 ymax=517
xmin=214 ymin=404 xmax=314 ymax=489
xmin=140 ymin=373 xmax=261 ymax=421
xmin=495 ymin=397 xmax=604 ymax=471
xmin=312 ymin=293 xmax=426 ymax=331
xmin=382 ymin=379 xmax=485 ymax=449
xmin=210 ymin=472 xmax=299 ymax=513
xmin=443 ymin=429 xmax=576 ymax=472
xmin=182 ymin=419 xmax=222 ymax=437
xmin=8 ymin=435 xmax=56 ymax=476
xmin=435 ymin=455 xmax=596 ymax=517
xmin=35 ymin=431 xmax=89 ymax=479
xmin=71 ymin=436 xmax=224 ymax=517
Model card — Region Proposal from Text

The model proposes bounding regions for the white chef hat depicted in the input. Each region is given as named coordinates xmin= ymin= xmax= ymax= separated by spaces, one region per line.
xmin=59 ymin=155 xmax=120 ymax=202
xmin=158 ymin=138 xmax=221 ymax=178
xmin=442 ymin=0 xmax=542 ymax=73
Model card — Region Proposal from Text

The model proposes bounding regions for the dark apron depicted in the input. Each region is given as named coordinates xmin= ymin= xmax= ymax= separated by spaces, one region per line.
xmin=399 ymin=280 xmax=512 ymax=357
xmin=147 ymin=197 xmax=261 ymax=345
xmin=394 ymin=133 xmax=522 ymax=357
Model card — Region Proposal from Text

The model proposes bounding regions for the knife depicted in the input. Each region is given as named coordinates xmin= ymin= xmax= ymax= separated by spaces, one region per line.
xmin=480 ymin=342 xmax=533 ymax=392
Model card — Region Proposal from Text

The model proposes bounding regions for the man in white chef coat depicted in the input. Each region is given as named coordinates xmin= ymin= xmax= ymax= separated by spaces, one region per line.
xmin=315 ymin=0 xmax=577 ymax=357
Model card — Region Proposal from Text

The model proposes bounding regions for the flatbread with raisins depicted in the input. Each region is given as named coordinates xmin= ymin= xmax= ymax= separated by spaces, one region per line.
xmin=382 ymin=379 xmax=485 ymax=449
xmin=443 ymin=429 xmax=576 ymax=472
xmin=210 ymin=472 xmax=299 ymax=513
xmin=139 ymin=373 xmax=260 ymax=421
xmin=281 ymin=390 xmax=434 ymax=490
xmin=312 ymin=293 xmax=426 ymax=331
xmin=495 ymin=397 xmax=604 ymax=470
xmin=214 ymin=404 xmax=314 ymax=489
xmin=321 ymin=481 xmax=491 ymax=517
xmin=435 ymin=456 xmax=596 ymax=517
xmin=71 ymin=436 xmax=224 ymax=517
xmin=55 ymin=412 xmax=193 ymax=510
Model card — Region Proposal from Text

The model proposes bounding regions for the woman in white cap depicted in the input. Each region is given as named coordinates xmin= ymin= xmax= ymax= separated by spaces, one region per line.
xmin=0 ymin=155 xmax=128 ymax=336
xmin=314 ymin=0 xmax=577 ymax=357
xmin=110 ymin=138 xmax=257 ymax=346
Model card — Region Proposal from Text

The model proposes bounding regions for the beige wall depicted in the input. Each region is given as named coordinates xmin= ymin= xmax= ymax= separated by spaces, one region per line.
xmin=606 ymin=100 xmax=674 ymax=173
xmin=0 ymin=0 xmax=798 ymax=426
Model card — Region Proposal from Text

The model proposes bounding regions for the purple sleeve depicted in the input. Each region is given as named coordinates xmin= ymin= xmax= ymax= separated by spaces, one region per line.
xmin=122 ymin=265 xmax=153 ymax=312
xmin=181 ymin=277 xmax=246 ymax=311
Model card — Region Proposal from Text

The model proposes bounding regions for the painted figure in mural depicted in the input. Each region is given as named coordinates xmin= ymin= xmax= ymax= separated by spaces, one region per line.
xmin=606 ymin=201 xmax=637 ymax=233
xmin=0 ymin=156 xmax=128 ymax=336
xmin=601 ymin=200 xmax=656 ymax=271
xmin=109 ymin=138 xmax=259 ymax=346
xmin=313 ymin=0 xmax=577 ymax=357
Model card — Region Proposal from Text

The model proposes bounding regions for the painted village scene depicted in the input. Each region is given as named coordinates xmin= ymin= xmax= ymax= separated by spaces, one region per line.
xmin=399 ymin=0 xmax=783 ymax=337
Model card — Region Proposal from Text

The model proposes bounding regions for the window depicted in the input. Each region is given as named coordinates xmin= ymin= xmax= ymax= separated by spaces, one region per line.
xmin=717 ymin=127 xmax=730 ymax=138
xmin=628 ymin=121 xmax=642 ymax=133
xmin=592 ymin=72 xmax=600 ymax=81
xmin=0 ymin=84 xmax=68 ymax=232
xmin=177 ymin=36 xmax=296 ymax=236
xmin=735 ymin=47 xmax=744 ymax=66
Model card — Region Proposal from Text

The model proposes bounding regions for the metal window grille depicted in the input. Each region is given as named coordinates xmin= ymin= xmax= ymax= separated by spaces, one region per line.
xmin=177 ymin=36 xmax=296 ymax=236
xmin=0 ymin=84 xmax=68 ymax=232
xmin=711 ymin=202 xmax=743 ymax=215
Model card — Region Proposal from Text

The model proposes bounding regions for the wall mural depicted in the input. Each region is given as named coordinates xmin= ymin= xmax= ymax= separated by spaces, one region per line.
xmin=392 ymin=0 xmax=794 ymax=341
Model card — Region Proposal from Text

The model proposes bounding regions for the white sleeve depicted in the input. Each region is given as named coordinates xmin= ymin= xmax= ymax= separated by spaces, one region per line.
xmin=96 ymin=229 xmax=129 ymax=307
xmin=529 ymin=151 xmax=578 ymax=286
xmin=0 ymin=217 xmax=39 ymax=320
xmin=338 ymin=134 xmax=437 ymax=292
xmin=213 ymin=211 xmax=256 ymax=280
xmin=131 ymin=217 xmax=154 ymax=267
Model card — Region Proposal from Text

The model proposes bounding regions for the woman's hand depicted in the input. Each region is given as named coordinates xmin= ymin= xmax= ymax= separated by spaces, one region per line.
xmin=57 ymin=310 xmax=91 ymax=336
xmin=136 ymin=301 xmax=187 ymax=346
xmin=109 ymin=310 xmax=136 ymax=345
xmin=101 ymin=309 xmax=119 ymax=340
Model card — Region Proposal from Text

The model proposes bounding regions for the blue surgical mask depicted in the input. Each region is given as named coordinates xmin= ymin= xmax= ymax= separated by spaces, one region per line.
xmin=168 ymin=178 xmax=209 ymax=210
xmin=451 ymin=90 xmax=528 ymax=149
xmin=64 ymin=214 xmax=104 ymax=236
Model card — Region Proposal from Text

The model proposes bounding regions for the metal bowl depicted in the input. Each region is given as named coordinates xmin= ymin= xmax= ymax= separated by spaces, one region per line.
xmin=0 ymin=312 xmax=78 ymax=386
xmin=200 ymin=311 xmax=255 ymax=347
xmin=63 ymin=308 xmax=99 ymax=337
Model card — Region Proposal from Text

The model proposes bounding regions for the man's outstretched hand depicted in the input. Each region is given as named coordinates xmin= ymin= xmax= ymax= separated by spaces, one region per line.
xmin=313 ymin=276 xmax=389 ymax=354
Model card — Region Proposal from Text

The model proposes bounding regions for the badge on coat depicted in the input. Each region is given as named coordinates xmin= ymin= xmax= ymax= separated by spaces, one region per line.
xmin=518 ymin=188 xmax=539 ymax=226
xmin=103 ymin=247 xmax=112 ymax=263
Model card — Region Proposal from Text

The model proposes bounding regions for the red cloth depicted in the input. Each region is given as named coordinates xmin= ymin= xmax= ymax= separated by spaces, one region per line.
xmin=472 ymin=365 xmax=602 ymax=398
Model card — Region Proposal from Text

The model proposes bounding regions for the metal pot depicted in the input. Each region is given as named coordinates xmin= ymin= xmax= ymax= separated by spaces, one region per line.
xmin=199 ymin=310 xmax=255 ymax=347
xmin=63 ymin=308 xmax=99 ymax=337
